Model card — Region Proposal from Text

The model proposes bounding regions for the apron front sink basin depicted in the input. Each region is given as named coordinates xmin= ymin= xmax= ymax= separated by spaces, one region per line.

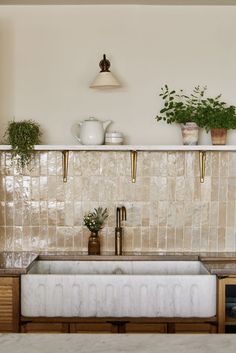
xmin=21 ymin=260 xmax=216 ymax=318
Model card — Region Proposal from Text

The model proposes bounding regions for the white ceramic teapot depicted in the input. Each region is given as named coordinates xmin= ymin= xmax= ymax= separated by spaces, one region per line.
xmin=72 ymin=117 xmax=112 ymax=145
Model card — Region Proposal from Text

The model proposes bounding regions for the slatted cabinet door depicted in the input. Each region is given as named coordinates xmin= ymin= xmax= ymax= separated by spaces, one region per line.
xmin=0 ymin=277 xmax=19 ymax=332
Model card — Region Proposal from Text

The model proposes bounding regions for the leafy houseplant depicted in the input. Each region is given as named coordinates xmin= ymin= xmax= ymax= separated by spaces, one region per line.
xmin=84 ymin=207 xmax=108 ymax=255
xmin=5 ymin=120 xmax=42 ymax=169
xmin=156 ymin=85 xmax=207 ymax=145
xmin=197 ymin=95 xmax=236 ymax=145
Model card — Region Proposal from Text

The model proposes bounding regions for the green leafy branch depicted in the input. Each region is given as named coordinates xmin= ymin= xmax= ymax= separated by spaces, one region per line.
xmin=156 ymin=85 xmax=207 ymax=125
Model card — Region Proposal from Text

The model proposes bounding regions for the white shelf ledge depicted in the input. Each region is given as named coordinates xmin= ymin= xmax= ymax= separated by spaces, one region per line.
xmin=0 ymin=1 xmax=234 ymax=6
xmin=1 ymin=144 xmax=236 ymax=151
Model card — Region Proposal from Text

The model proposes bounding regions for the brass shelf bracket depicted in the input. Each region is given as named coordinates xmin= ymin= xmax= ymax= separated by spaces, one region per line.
xmin=199 ymin=151 xmax=206 ymax=183
xmin=62 ymin=150 xmax=69 ymax=183
xmin=130 ymin=150 xmax=138 ymax=183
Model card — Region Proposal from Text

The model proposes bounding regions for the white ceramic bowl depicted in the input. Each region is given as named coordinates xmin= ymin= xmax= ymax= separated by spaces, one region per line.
xmin=105 ymin=131 xmax=123 ymax=145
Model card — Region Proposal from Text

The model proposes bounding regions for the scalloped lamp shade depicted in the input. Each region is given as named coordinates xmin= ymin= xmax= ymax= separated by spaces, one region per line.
xmin=90 ymin=54 xmax=121 ymax=89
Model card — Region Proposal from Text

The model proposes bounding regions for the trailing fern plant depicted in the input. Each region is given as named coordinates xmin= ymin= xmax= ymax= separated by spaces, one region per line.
xmin=5 ymin=120 xmax=42 ymax=169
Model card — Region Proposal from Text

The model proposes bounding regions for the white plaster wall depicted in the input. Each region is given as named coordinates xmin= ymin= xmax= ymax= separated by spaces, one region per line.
xmin=0 ymin=5 xmax=236 ymax=144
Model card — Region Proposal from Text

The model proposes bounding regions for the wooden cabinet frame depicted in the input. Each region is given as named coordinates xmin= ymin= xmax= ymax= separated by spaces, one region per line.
xmin=218 ymin=276 xmax=236 ymax=333
xmin=21 ymin=322 xmax=69 ymax=333
xmin=20 ymin=316 xmax=217 ymax=334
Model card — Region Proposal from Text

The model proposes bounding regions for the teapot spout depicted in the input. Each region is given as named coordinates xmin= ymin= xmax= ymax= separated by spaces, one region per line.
xmin=103 ymin=120 xmax=112 ymax=131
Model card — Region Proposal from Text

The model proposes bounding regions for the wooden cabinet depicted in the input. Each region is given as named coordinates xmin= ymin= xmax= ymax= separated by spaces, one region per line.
xmin=171 ymin=323 xmax=217 ymax=334
xmin=0 ymin=277 xmax=19 ymax=332
xmin=124 ymin=321 xmax=215 ymax=334
xmin=218 ymin=277 xmax=236 ymax=333
xmin=20 ymin=318 xmax=217 ymax=334
xmin=70 ymin=322 xmax=118 ymax=333
xmin=124 ymin=322 xmax=167 ymax=333
xmin=21 ymin=323 xmax=69 ymax=333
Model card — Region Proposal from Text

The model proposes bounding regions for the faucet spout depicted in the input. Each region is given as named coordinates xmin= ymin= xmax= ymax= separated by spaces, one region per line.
xmin=121 ymin=206 xmax=126 ymax=221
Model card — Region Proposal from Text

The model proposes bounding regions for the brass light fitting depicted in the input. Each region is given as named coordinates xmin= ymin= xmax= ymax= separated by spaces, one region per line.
xmin=199 ymin=151 xmax=206 ymax=183
xmin=131 ymin=150 xmax=138 ymax=183
xmin=90 ymin=54 xmax=120 ymax=88
xmin=62 ymin=150 xmax=69 ymax=183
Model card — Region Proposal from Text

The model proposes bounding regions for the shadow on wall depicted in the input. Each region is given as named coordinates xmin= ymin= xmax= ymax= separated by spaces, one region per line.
xmin=0 ymin=18 xmax=14 ymax=142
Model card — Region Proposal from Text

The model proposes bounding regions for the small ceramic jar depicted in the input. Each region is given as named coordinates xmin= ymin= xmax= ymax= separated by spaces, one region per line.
xmin=105 ymin=131 xmax=123 ymax=145
xmin=181 ymin=122 xmax=199 ymax=145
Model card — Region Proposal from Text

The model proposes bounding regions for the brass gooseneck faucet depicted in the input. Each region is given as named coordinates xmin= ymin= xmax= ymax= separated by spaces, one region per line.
xmin=115 ymin=206 xmax=127 ymax=256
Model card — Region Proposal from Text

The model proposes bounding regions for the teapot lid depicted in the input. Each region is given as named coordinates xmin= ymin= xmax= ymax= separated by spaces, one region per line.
xmin=85 ymin=117 xmax=99 ymax=122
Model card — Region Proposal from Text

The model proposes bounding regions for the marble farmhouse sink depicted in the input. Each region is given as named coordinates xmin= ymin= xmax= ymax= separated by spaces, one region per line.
xmin=21 ymin=260 xmax=216 ymax=318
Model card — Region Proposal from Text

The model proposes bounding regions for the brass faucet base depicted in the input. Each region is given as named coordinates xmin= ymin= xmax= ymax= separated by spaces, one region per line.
xmin=115 ymin=227 xmax=123 ymax=256
xmin=115 ymin=206 xmax=127 ymax=256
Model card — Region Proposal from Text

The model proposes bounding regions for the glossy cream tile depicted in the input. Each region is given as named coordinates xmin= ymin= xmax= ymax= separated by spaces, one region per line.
xmin=47 ymin=226 xmax=57 ymax=249
xmin=0 ymin=226 xmax=5 ymax=250
xmin=0 ymin=150 xmax=235 ymax=252
xmin=200 ymin=226 xmax=209 ymax=252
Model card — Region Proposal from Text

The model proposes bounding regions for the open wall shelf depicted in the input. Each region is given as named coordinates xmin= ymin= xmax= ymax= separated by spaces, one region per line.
xmin=0 ymin=1 xmax=235 ymax=6
xmin=0 ymin=145 xmax=236 ymax=152
xmin=0 ymin=145 xmax=234 ymax=183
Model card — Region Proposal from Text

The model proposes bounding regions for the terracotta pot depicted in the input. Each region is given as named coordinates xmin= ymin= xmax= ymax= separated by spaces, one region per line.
xmin=181 ymin=122 xmax=199 ymax=145
xmin=210 ymin=128 xmax=227 ymax=145
xmin=88 ymin=231 xmax=100 ymax=255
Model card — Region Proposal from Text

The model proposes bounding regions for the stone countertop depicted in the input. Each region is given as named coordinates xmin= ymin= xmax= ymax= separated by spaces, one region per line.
xmin=0 ymin=334 xmax=236 ymax=353
xmin=0 ymin=252 xmax=38 ymax=275
xmin=199 ymin=252 xmax=236 ymax=276
xmin=199 ymin=252 xmax=236 ymax=261
xmin=1 ymin=251 xmax=236 ymax=276
xmin=204 ymin=263 xmax=236 ymax=276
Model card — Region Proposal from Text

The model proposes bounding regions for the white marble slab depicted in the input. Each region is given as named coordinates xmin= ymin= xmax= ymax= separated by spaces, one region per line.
xmin=1 ymin=144 xmax=236 ymax=151
xmin=0 ymin=334 xmax=236 ymax=353
xmin=21 ymin=261 xmax=216 ymax=318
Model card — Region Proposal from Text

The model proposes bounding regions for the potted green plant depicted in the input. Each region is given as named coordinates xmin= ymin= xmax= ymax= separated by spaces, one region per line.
xmin=197 ymin=95 xmax=236 ymax=145
xmin=156 ymin=85 xmax=207 ymax=145
xmin=5 ymin=119 xmax=42 ymax=169
xmin=84 ymin=207 xmax=108 ymax=255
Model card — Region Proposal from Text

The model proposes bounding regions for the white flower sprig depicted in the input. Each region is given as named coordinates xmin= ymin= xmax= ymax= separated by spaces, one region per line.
xmin=84 ymin=207 xmax=108 ymax=232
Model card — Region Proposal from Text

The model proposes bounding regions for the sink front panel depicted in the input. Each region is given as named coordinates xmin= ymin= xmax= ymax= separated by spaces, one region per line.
xmin=21 ymin=260 xmax=216 ymax=318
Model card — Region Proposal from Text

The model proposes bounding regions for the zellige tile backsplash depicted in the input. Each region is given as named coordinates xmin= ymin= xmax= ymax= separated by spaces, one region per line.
xmin=0 ymin=151 xmax=235 ymax=253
